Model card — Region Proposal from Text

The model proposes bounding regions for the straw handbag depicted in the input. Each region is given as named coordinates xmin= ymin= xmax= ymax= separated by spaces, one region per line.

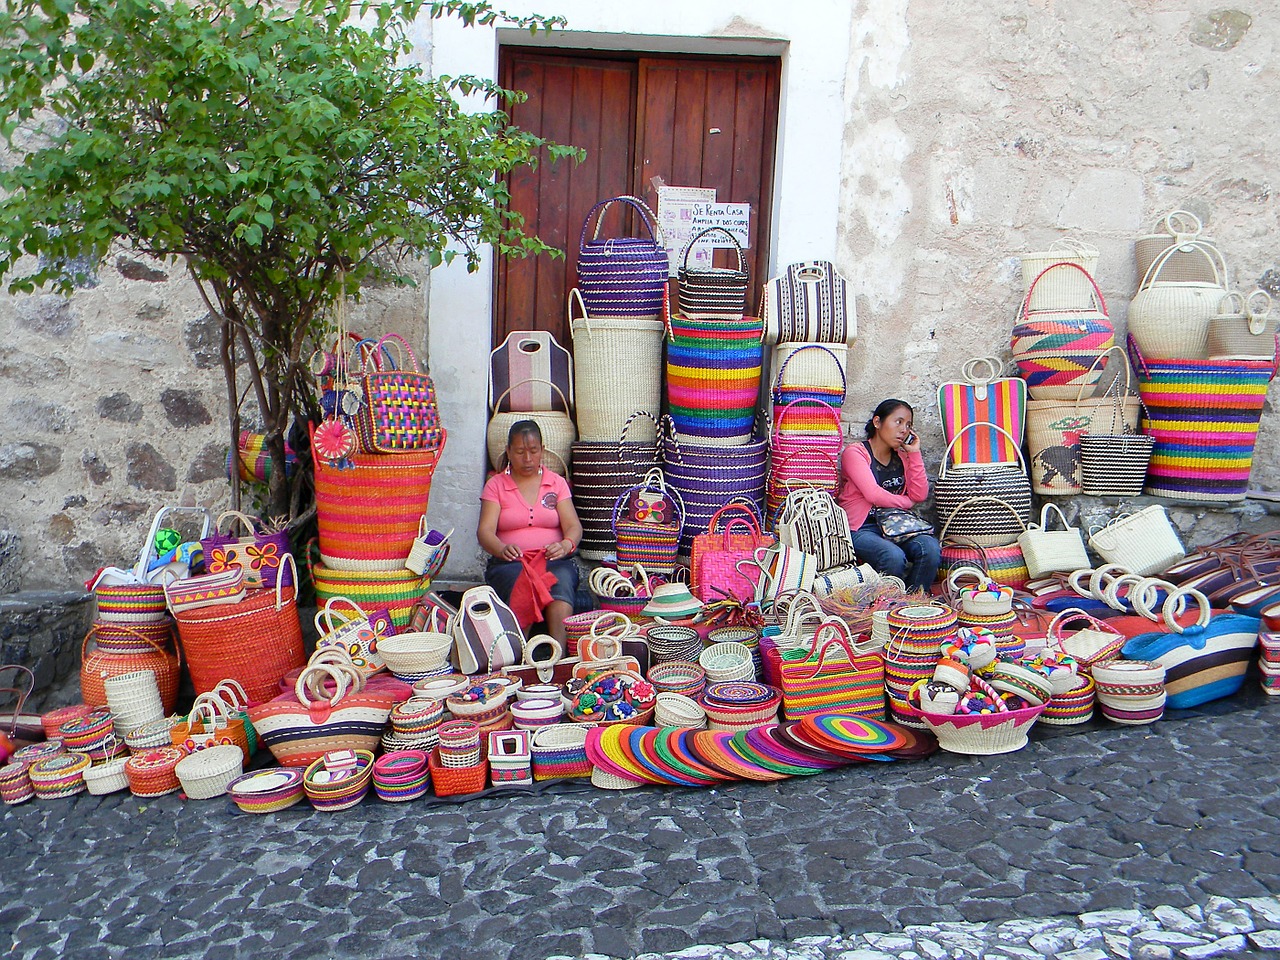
xmin=936 ymin=357 xmax=1027 ymax=464
xmin=771 ymin=342 xmax=848 ymax=408
xmin=1207 ymin=290 xmax=1276 ymax=360
xmin=775 ymin=488 xmax=856 ymax=572
xmin=576 ymin=195 xmax=668 ymax=318
xmin=1017 ymin=504 xmax=1090 ymax=578
xmin=315 ymin=595 xmax=396 ymax=675
xmin=761 ymin=260 xmax=855 ymax=345
xmin=612 ymin=468 xmax=685 ymax=575
xmin=171 ymin=553 xmax=306 ymax=705
xmin=1087 ymin=505 xmax=1185 ymax=577
xmin=676 ymin=226 xmax=750 ymax=317
xmin=1134 ymin=210 xmax=1221 ymax=284
xmin=488 ymin=329 xmax=573 ymax=415
xmin=570 ymin=290 xmax=664 ymax=444
xmin=1011 ymin=262 xmax=1115 ymax=400
xmin=933 ymin=425 xmax=1031 ymax=546
xmin=453 ymin=586 xmax=523 ymax=675
xmin=199 ymin=510 xmax=293 ymax=590
xmin=690 ymin=502 xmax=775 ymax=603
xmin=353 ymin=333 xmax=444 ymax=455
xmin=1018 ymin=238 xmax=1100 ymax=311
xmin=486 ymin=378 xmax=576 ymax=473
xmin=1128 ymin=239 xmax=1229 ymax=360
xmin=777 ymin=619 xmax=884 ymax=720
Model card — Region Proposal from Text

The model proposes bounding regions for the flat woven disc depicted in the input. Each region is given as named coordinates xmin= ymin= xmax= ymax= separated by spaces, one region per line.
xmin=800 ymin=713 xmax=909 ymax=755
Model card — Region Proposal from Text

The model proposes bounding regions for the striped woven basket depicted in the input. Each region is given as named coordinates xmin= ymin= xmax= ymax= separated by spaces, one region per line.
xmin=661 ymin=422 xmax=768 ymax=556
xmin=310 ymin=552 xmax=429 ymax=629
xmin=612 ymin=471 xmax=685 ymax=576
xmin=1130 ymin=337 xmax=1273 ymax=503
xmin=313 ymin=432 xmax=444 ymax=570
xmin=570 ymin=412 xmax=662 ymax=559
xmin=666 ymin=314 xmax=764 ymax=446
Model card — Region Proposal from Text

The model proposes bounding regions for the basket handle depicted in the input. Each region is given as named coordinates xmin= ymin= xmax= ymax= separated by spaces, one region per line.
xmin=938 ymin=422 xmax=1026 ymax=477
xmin=580 ymin=195 xmax=662 ymax=249
xmin=1021 ymin=261 xmax=1107 ymax=320
xmin=1071 ymin=343 xmax=1133 ymax=406
xmin=1047 ymin=237 xmax=1099 ymax=256
xmin=315 ymin=594 xmax=369 ymax=637
xmin=1129 ymin=576 xmax=1177 ymax=621
xmin=373 ymin=332 xmax=424 ymax=374
xmin=1033 ymin=502 xmax=1076 ymax=534
xmin=938 ymin=495 xmax=1028 ymax=542
xmin=959 ymin=356 xmax=1005 ymax=389
xmin=1247 ymin=290 xmax=1274 ymax=335
xmin=1045 ymin=606 xmax=1117 ymax=648
xmin=214 ymin=678 xmax=252 ymax=710
xmin=82 ymin=623 xmax=178 ymax=669
xmin=294 ymin=662 xmax=351 ymax=710
xmin=588 ymin=610 xmax=637 ymax=639
xmin=680 ymin=226 xmax=745 ymax=274
xmin=1139 ymin=237 xmax=1228 ymax=291
xmin=1161 ymin=586 xmax=1211 ymax=634
xmin=707 ymin=502 xmax=764 ymax=538
xmin=0 ymin=665 xmax=34 ymax=736
xmin=772 ymin=344 xmax=848 ymax=398
xmin=489 ymin=378 xmax=571 ymax=419
xmin=214 ymin=510 xmax=260 ymax=539
xmin=783 ymin=619 xmax=857 ymax=678
xmin=1156 ymin=209 xmax=1203 ymax=240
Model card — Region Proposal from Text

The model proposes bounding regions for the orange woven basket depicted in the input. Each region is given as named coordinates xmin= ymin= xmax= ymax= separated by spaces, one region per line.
xmin=169 ymin=554 xmax=306 ymax=705
xmin=429 ymin=746 xmax=488 ymax=797
xmin=313 ymin=430 xmax=445 ymax=569
xmin=80 ymin=627 xmax=181 ymax=714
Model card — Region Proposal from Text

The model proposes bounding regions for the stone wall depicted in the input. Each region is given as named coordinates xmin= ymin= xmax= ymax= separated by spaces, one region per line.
xmin=1 ymin=4 xmax=1277 ymax=591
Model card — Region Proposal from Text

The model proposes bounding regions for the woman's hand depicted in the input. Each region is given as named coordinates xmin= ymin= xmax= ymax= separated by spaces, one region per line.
xmin=901 ymin=432 xmax=921 ymax=455
xmin=499 ymin=543 xmax=522 ymax=561
xmin=544 ymin=538 xmax=572 ymax=562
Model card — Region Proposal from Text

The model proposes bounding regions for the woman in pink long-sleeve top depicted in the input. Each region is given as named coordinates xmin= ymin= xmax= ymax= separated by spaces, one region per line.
xmin=837 ymin=399 xmax=940 ymax=592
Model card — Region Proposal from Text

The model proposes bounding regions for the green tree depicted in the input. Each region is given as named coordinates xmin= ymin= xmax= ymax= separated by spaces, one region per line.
xmin=0 ymin=0 xmax=577 ymax=521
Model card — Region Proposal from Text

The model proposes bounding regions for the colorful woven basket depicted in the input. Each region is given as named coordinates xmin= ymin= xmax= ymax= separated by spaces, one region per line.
xmin=1011 ymin=263 xmax=1115 ymax=400
xmin=428 ymin=747 xmax=488 ymax=797
xmin=661 ymin=422 xmax=769 ymax=556
xmin=310 ymin=555 xmax=427 ymax=630
xmin=920 ymin=702 xmax=1046 ymax=755
xmin=373 ymin=750 xmax=432 ymax=802
xmin=313 ymin=435 xmax=444 ymax=569
xmin=1130 ymin=339 xmax=1274 ymax=503
xmin=226 ymin=768 xmax=306 ymax=813
xmin=29 ymin=751 xmax=91 ymax=799
xmin=612 ymin=470 xmax=685 ymax=576
xmin=124 ymin=746 xmax=186 ymax=798
xmin=80 ymin=627 xmax=181 ymax=714
xmin=92 ymin=579 xmax=168 ymax=624
xmin=303 ymin=750 xmax=375 ymax=811
xmin=0 ymin=762 xmax=35 ymax=805
xmin=666 ymin=314 xmax=764 ymax=445
xmin=576 ymin=196 xmax=669 ymax=318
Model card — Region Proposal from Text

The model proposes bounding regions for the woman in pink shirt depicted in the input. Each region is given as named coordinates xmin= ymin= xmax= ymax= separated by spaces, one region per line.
xmin=838 ymin=399 xmax=940 ymax=592
xmin=478 ymin=421 xmax=584 ymax=642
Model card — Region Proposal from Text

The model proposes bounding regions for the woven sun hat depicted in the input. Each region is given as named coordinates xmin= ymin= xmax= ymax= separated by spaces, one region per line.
xmin=641 ymin=582 xmax=703 ymax=621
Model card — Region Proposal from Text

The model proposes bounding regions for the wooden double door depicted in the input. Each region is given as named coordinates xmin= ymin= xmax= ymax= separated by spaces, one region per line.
xmin=494 ymin=48 xmax=781 ymax=350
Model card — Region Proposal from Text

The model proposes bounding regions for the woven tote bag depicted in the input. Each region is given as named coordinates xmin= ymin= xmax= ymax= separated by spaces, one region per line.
xmin=612 ymin=468 xmax=685 ymax=575
xmin=353 ymin=333 xmax=444 ymax=455
xmin=933 ymin=424 xmax=1031 ymax=542
xmin=488 ymin=330 xmax=573 ymax=415
xmin=170 ymin=554 xmax=306 ymax=705
xmin=1134 ymin=210 xmax=1222 ymax=285
xmin=570 ymin=289 xmax=664 ymax=443
xmin=313 ymin=424 xmax=444 ymax=570
xmin=937 ymin=357 xmax=1027 ymax=465
xmin=775 ymin=488 xmax=856 ymax=572
xmin=938 ymin=532 xmax=1030 ymax=591
xmin=666 ymin=314 xmax=764 ymax=446
xmin=1017 ymin=504 xmax=1090 ymax=579
xmin=1011 ymin=263 xmax=1115 ymax=401
xmin=576 ymin=195 xmax=668 ymax=318
xmin=676 ymin=226 xmax=750 ymax=317
xmin=486 ymin=378 xmax=576 ymax=472
xmin=777 ymin=620 xmax=885 ymax=721
xmin=1019 ymin=238 xmax=1100 ymax=311
xmin=771 ymin=342 xmax=848 ymax=408
xmin=1086 ymin=505 xmax=1185 ymax=577
xmin=690 ymin=502 xmax=775 ymax=603
xmin=199 ymin=510 xmax=293 ymax=590
xmin=767 ymin=400 xmax=842 ymax=523
xmin=1206 ymin=290 xmax=1276 ymax=361
xmin=661 ymin=422 xmax=769 ymax=556
xmin=1128 ymin=239 xmax=1229 ymax=360
xmin=1130 ymin=336 xmax=1274 ymax=502
xmin=761 ymin=260 xmax=855 ymax=345
xmin=572 ymin=412 xmax=662 ymax=560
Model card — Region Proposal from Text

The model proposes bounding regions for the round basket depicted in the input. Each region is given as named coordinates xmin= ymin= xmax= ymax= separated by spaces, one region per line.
xmin=93 ymin=580 xmax=168 ymax=624
xmin=390 ymin=697 xmax=445 ymax=737
xmin=701 ymin=681 xmax=781 ymax=730
xmin=92 ymin=619 xmax=175 ymax=655
xmin=445 ymin=682 xmax=511 ymax=718
xmin=29 ymin=751 xmax=92 ymax=799
xmin=412 ymin=674 xmax=472 ymax=701
xmin=58 ymin=710 xmax=115 ymax=752
xmin=919 ymin=703 xmax=1046 ymax=755
xmin=511 ymin=697 xmax=564 ymax=730
xmin=302 ymin=750 xmax=375 ymax=811
xmin=125 ymin=746 xmax=187 ymax=797
xmin=698 ymin=642 xmax=756 ymax=683
xmin=227 ymin=768 xmax=306 ymax=814
xmin=12 ymin=741 xmax=64 ymax=766
xmin=372 ymin=750 xmax=431 ymax=803
xmin=175 ymin=744 xmax=244 ymax=800
xmin=645 ymin=625 xmax=703 ymax=665
xmin=646 ymin=660 xmax=707 ymax=697
xmin=1041 ymin=674 xmax=1096 ymax=727
xmin=82 ymin=755 xmax=131 ymax=795
xmin=377 ymin=632 xmax=453 ymax=679
xmin=381 ymin=728 xmax=441 ymax=754
xmin=530 ymin=723 xmax=594 ymax=781
xmin=125 ymin=716 xmax=178 ymax=754
xmin=103 ymin=669 xmax=165 ymax=737
xmin=0 ymin=762 xmax=35 ymax=805
xmin=41 ymin=703 xmax=93 ymax=740
xmin=653 ymin=692 xmax=707 ymax=729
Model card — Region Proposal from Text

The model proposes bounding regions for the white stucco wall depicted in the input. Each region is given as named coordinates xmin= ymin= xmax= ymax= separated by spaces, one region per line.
xmin=422 ymin=1 xmax=855 ymax=579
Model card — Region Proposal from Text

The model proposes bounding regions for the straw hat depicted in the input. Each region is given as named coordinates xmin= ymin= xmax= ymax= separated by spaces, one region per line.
xmin=641 ymin=582 xmax=703 ymax=620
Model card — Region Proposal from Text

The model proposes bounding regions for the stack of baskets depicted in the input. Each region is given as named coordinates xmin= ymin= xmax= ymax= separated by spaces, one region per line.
xmin=312 ymin=336 xmax=443 ymax=628
xmin=1125 ymin=210 xmax=1274 ymax=502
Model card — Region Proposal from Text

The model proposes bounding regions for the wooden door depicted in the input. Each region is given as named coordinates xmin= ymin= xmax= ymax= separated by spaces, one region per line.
xmin=494 ymin=49 xmax=780 ymax=349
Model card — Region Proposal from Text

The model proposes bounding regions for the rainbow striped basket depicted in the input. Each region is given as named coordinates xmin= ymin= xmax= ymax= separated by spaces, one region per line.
xmin=666 ymin=315 xmax=764 ymax=446
xmin=1130 ymin=338 xmax=1274 ymax=503
xmin=612 ymin=470 xmax=685 ymax=576
xmin=530 ymin=723 xmax=594 ymax=781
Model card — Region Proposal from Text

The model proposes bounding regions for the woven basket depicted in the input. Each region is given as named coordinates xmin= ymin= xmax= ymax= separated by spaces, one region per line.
xmin=662 ymin=424 xmax=769 ymax=556
xmin=428 ymin=747 xmax=488 ymax=796
xmin=529 ymin=723 xmax=593 ymax=780
xmin=170 ymin=553 xmax=306 ymax=706
xmin=646 ymin=660 xmax=707 ymax=697
xmin=174 ymin=743 xmax=244 ymax=800
xmin=91 ymin=619 xmax=175 ymax=655
xmin=0 ymin=762 xmax=34 ymax=804
xmin=310 ymin=555 xmax=427 ymax=629
xmin=372 ymin=750 xmax=432 ymax=802
xmin=226 ymin=768 xmax=306 ymax=813
xmin=29 ymin=751 xmax=92 ymax=799
xmin=80 ymin=627 xmax=181 ymax=714
xmin=124 ymin=745 xmax=186 ymax=798
xmin=314 ymin=435 xmax=443 ymax=570
xmin=771 ymin=342 xmax=848 ymax=407
xmin=1019 ymin=239 xmax=1100 ymax=311
xmin=92 ymin=578 xmax=168 ymax=624
xmin=377 ymin=631 xmax=452 ymax=679
xmin=666 ymin=314 xmax=764 ymax=446
xmin=1134 ymin=210 xmax=1220 ymax=282
xmin=698 ymin=642 xmax=756 ymax=683
xmin=1012 ymin=264 xmax=1115 ymax=401
xmin=934 ymin=426 xmax=1032 ymax=545
xmin=1087 ymin=505 xmax=1184 ymax=577
xmin=41 ymin=703 xmax=92 ymax=739
xmin=570 ymin=291 xmax=664 ymax=444
xmin=102 ymin=669 xmax=165 ymax=737
xmin=1128 ymin=239 xmax=1229 ymax=360
xmin=303 ymin=750 xmax=375 ymax=811
xmin=125 ymin=716 xmax=177 ymax=755
xmin=571 ymin=418 xmax=662 ymax=559
xmin=920 ymin=702 xmax=1046 ymax=755
xmin=576 ymin=195 xmax=668 ymax=318
xmin=486 ymin=378 xmax=576 ymax=472
xmin=612 ymin=469 xmax=684 ymax=575
xmin=1206 ymin=291 xmax=1276 ymax=360
xmin=653 ymin=692 xmax=707 ymax=729
xmin=676 ymin=226 xmax=750 ymax=317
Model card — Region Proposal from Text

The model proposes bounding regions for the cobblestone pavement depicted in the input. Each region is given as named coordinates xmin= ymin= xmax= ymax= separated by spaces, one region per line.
xmin=2 ymin=695 xmax=1279 ymax=960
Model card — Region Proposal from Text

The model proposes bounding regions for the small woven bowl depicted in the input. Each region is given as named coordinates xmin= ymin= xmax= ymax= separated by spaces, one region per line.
xmin=175 ymin=744 xmax=244 ymax=800
xmin=647 ymin=661 xmax=707 ymax=697
xmin=227 ymin=768 xmax=306 ymax=814
xmin=302 ymin=750 xmax=375 ymax=811
xmin=698 ymin=642 xmax=756 ymax=683
xmin=82 ymin=757 xmax=130 ymax=795
xmin=653 ymin=693 xmax=707 ymax=729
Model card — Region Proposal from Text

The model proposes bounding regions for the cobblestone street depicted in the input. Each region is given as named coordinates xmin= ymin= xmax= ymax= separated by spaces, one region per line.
xmin=3 ymin=694 xmax=1278 ymax=960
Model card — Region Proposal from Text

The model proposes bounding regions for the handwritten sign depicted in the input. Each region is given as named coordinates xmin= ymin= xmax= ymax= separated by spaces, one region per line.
xmin=657 ymin=185 xmax=716 ymax=277
xmin=688 ymin=203 xmax=751 ymax=249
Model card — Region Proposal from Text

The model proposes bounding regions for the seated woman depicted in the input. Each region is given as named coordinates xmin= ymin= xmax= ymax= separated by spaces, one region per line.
xmin=477 ymin=420 xmax=583 ymax=644
xmin=837 ymin=398 xmax=941 ymax=593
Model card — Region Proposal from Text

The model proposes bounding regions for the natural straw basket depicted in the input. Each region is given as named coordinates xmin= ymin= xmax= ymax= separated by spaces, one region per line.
xmin=919 ymin=703 xmax=1046 ymax=755
xmin=654 ymin=692 xmax=707 ymax=729
xmin=175 ymin=744 xmax=244 ymax=800
xmin=103 ymin=669 xmax=165 ymax=737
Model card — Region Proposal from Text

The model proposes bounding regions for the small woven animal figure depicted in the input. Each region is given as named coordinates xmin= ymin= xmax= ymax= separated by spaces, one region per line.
xmin=1036 ymin=429 xmax=1084 ymax=488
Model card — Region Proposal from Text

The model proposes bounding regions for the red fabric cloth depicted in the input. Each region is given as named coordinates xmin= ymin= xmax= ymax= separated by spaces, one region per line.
xmin=508 ymin=549 xmax=556 ymax=632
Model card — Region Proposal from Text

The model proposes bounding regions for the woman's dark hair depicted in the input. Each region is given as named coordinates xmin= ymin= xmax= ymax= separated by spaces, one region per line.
xmin=864 ymin=399 xmax=913 ymax=438
xmin=507 ymin=419 xmax=543 ymax=447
